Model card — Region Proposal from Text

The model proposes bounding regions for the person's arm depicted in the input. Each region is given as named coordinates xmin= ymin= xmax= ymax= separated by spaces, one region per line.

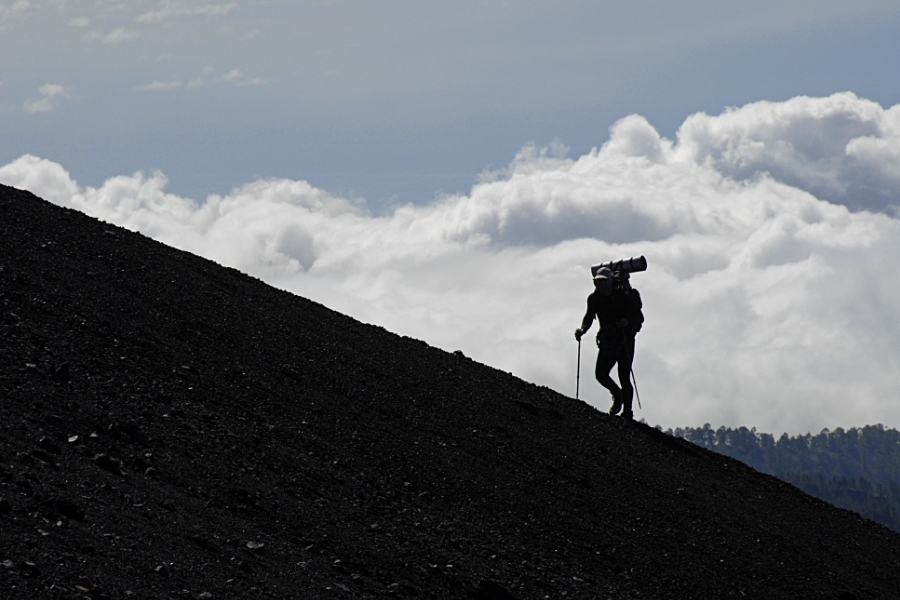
xmin=575 ymin=294 xmax=594 ymax=340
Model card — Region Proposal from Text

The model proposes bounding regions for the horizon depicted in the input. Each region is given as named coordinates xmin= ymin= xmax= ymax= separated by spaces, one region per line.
xmin=3 ymin=2 xmax=900 ymax=435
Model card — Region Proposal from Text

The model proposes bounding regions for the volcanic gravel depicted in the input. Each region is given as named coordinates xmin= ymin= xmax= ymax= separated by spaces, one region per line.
xmin=1 ymin=184 xmax=900 ymax=599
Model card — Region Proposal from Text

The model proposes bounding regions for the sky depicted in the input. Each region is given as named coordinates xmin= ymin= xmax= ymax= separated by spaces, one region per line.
xmin=3 ymin=1 xmax=900 ymax=434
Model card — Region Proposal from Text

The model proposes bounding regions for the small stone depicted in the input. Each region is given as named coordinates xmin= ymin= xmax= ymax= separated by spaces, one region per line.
xmin=246 ymin=541 xmax=265 ymax=550
xmin=197 ymin=593 xmax=213 ymax=599
xmin=25 ymin=363 xmax=44 ymax=376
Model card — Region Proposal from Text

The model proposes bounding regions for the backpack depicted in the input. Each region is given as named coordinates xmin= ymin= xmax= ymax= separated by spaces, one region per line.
xmin=628 ymin=287 xmax=644 ymax=334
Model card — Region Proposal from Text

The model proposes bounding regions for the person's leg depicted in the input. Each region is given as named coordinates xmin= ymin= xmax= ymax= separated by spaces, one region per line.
xmin=617 ymin=337 xmax=635 ymax=418
xmin=595 ymin=354 xmax=622 ymax=414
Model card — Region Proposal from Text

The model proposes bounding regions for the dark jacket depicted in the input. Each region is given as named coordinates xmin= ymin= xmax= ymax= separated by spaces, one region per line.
xmin=580 ymin=287 xmax=643 ymax=347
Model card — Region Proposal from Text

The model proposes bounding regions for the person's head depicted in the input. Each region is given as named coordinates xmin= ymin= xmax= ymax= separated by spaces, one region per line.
xmin=593 ymin=267 xmax=614 ymax=295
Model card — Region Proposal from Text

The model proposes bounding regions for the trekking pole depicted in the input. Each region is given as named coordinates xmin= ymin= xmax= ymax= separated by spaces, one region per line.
xmin=576 ymin=337 xmax=582 ymax=400
xmin=631 ymin=367 xmax=642 ymax=410
xmin=622 ymin=331 xmax=642 ymax=410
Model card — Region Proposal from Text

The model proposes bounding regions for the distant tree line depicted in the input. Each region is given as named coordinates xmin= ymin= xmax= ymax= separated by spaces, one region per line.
xmin=670 ymin=424 xmax=900 ymax=533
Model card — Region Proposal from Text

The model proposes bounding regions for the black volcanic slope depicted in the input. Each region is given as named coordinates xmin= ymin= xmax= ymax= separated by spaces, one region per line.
xmin=1 ymin=185 xmax=899 ymax=600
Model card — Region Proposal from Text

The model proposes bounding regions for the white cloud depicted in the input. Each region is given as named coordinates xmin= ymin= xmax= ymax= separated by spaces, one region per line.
xmin=0 ymin=1 xmax=29 ymax=21
xmin=67 ymin=17 xmax=89 ymax=27
xmin=135 ymin=2 xmax=237 ymax=24
xmin=220 ymin=68 xmax=266 ymax=86
xmin=135 ymin=80 xmax=183 ymax=92
xmin=0 ymin=1 xmax=29 ymax=32
xmin=3 ymin=93 xmax=900 ymax=436
xmin=674 ymin=92 xmax=900 ymax=212
xmin=102 ymin=27 xmax=141 ymax=44
xmin=23 ymin=83 xmax=68 ymax=113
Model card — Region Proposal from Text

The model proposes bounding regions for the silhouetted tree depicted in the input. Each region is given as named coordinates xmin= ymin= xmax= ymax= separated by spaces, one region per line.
xmin=670 ymin=424 xmax=900 ymax=533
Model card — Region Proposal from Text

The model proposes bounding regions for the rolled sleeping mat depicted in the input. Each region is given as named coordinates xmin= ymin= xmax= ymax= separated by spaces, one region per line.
xmin=590 ymin=256 xmax=647 ymax=278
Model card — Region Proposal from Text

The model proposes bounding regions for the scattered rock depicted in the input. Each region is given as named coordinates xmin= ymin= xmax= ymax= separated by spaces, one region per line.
xmin=18 ymin=560 xmax=39 ymax=577
xmin=25 ymin=363 xmax=45 ymax=376
xmin=0 ymin=497 xmax=11 ymax=515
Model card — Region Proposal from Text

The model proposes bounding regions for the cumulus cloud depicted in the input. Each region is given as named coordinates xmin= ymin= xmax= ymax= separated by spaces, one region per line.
xmin=675 ymin=92 xmax=900 ymax=213
xmin=3 ymin=93 xmax=900 ymax=436
xmin=135 ymin=2 xmax=237 ymax=24
xmin=23 ymin=83 xmax=68 ymax=113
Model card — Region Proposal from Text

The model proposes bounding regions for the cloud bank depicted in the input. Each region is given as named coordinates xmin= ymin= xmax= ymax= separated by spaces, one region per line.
xmin=3 ymin=92 xmax=900 ymax=434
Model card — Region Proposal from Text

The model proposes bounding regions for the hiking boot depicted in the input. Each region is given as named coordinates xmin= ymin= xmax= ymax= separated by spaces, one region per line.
xmin=609 ymin=394 xmax=622 ymax=416
xmin=622 ymin=409 xmax=634 ymax=420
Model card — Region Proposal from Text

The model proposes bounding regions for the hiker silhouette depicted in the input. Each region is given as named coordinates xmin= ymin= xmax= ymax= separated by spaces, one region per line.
xmin=575 ymin=266 xmax=643 ymax=418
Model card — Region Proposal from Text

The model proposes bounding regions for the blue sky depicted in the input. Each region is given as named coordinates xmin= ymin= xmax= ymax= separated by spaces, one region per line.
xmin=4 ymin=1 xmax=900 ymax=434
xmin=3 ymin=1 xmax=900 ymax=207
